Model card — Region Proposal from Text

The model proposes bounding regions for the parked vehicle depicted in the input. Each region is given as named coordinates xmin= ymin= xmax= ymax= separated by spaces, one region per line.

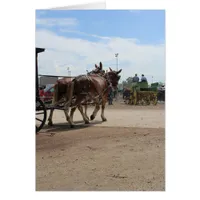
xmin=40 ymin=84 xmax=54 ymax=103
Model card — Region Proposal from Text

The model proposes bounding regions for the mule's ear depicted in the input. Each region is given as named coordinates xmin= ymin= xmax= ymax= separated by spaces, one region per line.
xmin=99 ymin=62 xmax=102 ymax=70
xmin=117 ymin=69 xmax=122 ymax=74
xmin=95 ymin=64 xmax=98 ymax=69
xmin=109 ymin=67 xmax=112 ymax=71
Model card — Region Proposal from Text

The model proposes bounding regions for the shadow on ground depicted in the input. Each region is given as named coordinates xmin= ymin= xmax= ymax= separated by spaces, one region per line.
xmin=38 ymin=120 xmax=103 ymax=135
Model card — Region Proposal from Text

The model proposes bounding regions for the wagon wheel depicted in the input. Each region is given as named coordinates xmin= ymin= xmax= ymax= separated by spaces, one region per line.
xmin=153 ymin=95 xmax=158 ymax=105
xmin=36 ymin=97 xmax=47 ymax=134
xmin=146 ymin=94 xmax=151 ymax=105
xmin=146 ymin=99 xmax=151 ymax=105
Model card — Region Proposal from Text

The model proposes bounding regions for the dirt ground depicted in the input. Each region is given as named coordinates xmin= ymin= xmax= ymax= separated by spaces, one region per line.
xmin=36 ymin=101 xmax=165 ymax=191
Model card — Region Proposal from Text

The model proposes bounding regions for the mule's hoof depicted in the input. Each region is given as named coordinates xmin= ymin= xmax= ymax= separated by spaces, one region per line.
xmin=90 ymin=115 xmax=95 ymax=121
xmin=85 ymin=120 xmax=90 ymax=124
xmin=70 ymin=124 xmax=75 ymax=128
xmin=102 ymin=118 xmax=107 ymax=122
xmin=48 ymin=121 xmax=53 ymax=126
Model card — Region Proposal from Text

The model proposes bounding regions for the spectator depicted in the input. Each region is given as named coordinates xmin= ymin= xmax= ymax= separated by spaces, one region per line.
xmin=132 ymin=74 xmax=139 ymax=83
xmin=132 ymin=74 xmax=139 ymax=92
xmin=141 ymin=74 xmax=147 ymax=82
xmin=108 ymin=86 xmax=114 ymax=105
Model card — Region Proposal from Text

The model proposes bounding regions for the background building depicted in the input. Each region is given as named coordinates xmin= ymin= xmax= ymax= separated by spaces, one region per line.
xmin=39 ymin=76 xmax=58 ymax=86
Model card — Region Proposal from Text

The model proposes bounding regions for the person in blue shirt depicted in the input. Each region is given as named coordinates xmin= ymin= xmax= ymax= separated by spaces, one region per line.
xmin=132 ymin=74 xmax=139 ymax=83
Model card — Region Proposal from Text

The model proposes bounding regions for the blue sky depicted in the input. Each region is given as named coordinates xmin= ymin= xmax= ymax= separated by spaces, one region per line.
xmin=36 ymin=10 xmax=165 ymax=82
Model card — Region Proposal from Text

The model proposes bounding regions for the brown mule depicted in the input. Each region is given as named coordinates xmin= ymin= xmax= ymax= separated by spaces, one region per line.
xmin=47 ymin=62 xmax=105 ymax=126
xmin=63 ymin=62 xmax=122 ymax=128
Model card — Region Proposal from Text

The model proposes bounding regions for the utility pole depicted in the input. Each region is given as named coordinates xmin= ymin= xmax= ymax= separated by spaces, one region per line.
xmin=114 ymin=53 xmax=119 ymax=100
xmin=67 ymin=67 xmax=71 ymax=80
xmin=115 ymin=53 xmax=119 ymax=71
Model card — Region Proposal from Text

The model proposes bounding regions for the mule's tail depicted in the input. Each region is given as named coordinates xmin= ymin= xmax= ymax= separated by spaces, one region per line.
xmin=52 ymin=84 xmax=59 ymax=105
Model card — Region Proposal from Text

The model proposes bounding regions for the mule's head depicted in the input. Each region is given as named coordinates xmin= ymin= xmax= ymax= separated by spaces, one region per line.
xmin=88 ymin=62 xmax=105 ymax=75
xmin=106 ymin=67 xmax=122 ymax=88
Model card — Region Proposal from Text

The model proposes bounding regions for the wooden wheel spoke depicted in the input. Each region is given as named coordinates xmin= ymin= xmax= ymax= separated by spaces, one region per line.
xmin=36 ymin=106 xmax=44 ymax=111
xmin=36 ymin=118 xmax=43 ymax=122
xmin=36 ymin=112 xmax=45 ymax=115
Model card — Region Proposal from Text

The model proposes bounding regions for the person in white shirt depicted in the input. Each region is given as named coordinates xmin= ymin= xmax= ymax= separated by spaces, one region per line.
xmin=141 ymin=74 xmax=147 ymax=82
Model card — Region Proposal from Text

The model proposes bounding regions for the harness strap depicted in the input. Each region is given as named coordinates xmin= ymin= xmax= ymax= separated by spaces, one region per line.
xmin=72 ymin=73 xmax=111 ymax=105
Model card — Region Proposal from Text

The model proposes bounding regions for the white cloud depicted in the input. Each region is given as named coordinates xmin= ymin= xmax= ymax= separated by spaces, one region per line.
xmin=60 ymin=29 xmax=110 ymax=40
xmin=36 ymin=30 xmax=165 ymax=83
xmin=36 ymin=18 xmax=78 ymax=27
xmin=36 ymin=10 xmax=47 ymax=17
xmin=129 ymin=10 xmax=141 ymax=14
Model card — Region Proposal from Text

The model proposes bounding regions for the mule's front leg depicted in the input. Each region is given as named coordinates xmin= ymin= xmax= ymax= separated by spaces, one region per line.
xmin=90 ymin=104 xmax=100 ymax=121
xmin=101 ymin=101 xmax=107 ymax=122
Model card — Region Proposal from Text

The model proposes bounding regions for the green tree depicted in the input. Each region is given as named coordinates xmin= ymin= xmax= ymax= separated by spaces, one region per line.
xmin=118 ymin=77 xmax=133 ymax=90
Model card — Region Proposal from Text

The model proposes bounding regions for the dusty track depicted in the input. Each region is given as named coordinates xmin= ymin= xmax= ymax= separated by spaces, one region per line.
xmin=36 ymin=102 xmax=165 ymax=191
